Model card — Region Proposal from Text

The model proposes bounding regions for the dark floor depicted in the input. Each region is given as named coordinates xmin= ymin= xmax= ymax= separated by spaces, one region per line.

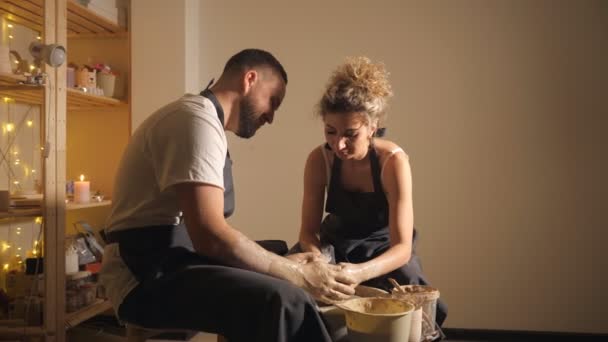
xmin=443 ymin=328 xmax=607 ymax=341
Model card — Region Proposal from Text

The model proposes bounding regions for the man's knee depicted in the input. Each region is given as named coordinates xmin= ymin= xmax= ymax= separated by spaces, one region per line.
xmin=267 ymin=281 xmax=316 ymax=313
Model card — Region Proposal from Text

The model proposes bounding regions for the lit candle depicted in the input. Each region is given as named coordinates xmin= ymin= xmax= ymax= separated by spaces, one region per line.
xmin=74 ymin=174 xmax=90 ymax=203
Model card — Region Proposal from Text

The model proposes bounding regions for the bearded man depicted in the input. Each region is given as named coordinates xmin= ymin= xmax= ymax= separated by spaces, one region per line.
xmin=100 ymin=49 xmax=356 ymax=342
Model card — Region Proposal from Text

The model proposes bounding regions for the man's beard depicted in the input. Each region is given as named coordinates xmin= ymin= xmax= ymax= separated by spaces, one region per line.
xmin=236 ymin=95 xmax=260 ymax=139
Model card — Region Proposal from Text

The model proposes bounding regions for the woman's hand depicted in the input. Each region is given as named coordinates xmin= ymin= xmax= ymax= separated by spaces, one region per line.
xmin=338 ymin=262 xmax=371 ymax=285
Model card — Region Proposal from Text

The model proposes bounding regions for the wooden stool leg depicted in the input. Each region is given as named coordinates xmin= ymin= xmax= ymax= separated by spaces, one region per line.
xmin=217 ymin=335 xmax=228 ymax=342
xmin=126 ymin=324 xmax=148 ymax=342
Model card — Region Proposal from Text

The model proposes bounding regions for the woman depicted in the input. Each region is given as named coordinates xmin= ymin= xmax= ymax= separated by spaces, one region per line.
xmin=291 ymin=57 xmax=447 ymax=328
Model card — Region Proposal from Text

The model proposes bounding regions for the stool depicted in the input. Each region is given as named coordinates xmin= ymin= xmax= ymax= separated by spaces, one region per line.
xmin=126 ymin=324 xmax=227 ymax=341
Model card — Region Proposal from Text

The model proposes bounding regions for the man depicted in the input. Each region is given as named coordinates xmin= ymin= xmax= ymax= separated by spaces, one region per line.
xmin=100 ymin=49 xmax=356 ymax=341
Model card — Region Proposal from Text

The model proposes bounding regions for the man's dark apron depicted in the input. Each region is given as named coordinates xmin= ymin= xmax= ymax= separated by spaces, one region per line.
xmin=105 ymin=87 xmax=235 ymax=284
xmin=319 ymin=145 xmax=448 ymax=330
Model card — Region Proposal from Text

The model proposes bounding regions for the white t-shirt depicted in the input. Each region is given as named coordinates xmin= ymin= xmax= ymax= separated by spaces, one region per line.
xmin=100 ymin=94 xmax=227 ymax=311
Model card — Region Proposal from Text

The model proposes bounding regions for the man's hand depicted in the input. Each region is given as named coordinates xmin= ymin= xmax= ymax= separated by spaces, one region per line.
xmin=297 ymin=260 xmax=357 ymax=304
xmin=286 ymin=252 xmax=330 ymax=264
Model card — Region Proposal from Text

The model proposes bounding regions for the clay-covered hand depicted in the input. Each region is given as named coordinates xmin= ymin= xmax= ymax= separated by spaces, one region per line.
xmin=285 ymin=252 xmax=327 ymax=264
xmin=338 ymin=262 xmax=372 ymax=285
xmin=298 ymin=260 xmax=357 ymax=304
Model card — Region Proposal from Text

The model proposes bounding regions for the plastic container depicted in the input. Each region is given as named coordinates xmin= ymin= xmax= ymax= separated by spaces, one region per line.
xmin=97 ymin=72 xmax=116 ymax=97
xmin=80 ymin=283 xmax=98 ymax=305
xmin=319 ymin=285 xmax=390 ymax=342
xmin=65 ymin=244 xmax=79 ymax=275
xmin=336 ymin=297 xmax=415 ymax=342
xmin=409 ymin=307 xmax=423 ymax=342
xmin=391 ymin=285 xmax=440 ymax=341
xmin=66 ymin=271 xmax=96 ymax=312
xmin=67 ymin=66 xmax=75 ymax=88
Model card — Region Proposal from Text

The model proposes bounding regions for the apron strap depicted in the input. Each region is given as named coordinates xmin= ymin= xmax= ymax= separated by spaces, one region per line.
xmin=199 ymin=80 xmax=235 ymax=217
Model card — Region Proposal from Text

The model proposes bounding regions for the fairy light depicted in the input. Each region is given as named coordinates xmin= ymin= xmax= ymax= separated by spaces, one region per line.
xmin=35 ymin=217 xmax=42 ymax=224
xmin=3 ymin=97 xmax=11 ymax=102
xmin=7 ymin=22 xmax=13 ymax=40
xmin=27 ymin=120 xmax=33 ymax=127
xmin=2 ymin=264 xmax=8 ymax=271
xmin=33 ymin=240 xmax=41 ymax=256
xmin=36 ymin=36 xmax=41 ymax=40
xmin=6 ymin=123 xmax=14 ymax=132
xmin=14 ymin=159 xmax=20 ymax=165
xmin=2 ymin=243 xmax=10 ymax=252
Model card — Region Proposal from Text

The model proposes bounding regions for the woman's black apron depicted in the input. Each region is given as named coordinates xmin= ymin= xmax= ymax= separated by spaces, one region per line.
xmin=319 ymin=145 xmax=448 ymax=328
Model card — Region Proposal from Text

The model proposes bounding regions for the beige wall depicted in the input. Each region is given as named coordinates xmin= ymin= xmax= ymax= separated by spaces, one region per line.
xmin=198 ymin=0 xmax=608 ymax=333
xmin=134 ymin=0 xmax=608 ymax=334
xmin=132 ymin=0 xmax=186 ymax=130
xmin=131 ymin=0 xmax=201 ymax=130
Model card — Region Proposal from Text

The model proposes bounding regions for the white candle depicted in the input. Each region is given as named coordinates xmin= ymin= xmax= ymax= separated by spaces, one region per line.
xmin=74 ymin=174 xmax=90 ymax=203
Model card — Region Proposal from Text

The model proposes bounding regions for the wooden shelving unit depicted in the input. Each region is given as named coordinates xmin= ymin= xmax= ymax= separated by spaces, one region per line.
xmin=0 ymin=1 xmax=130 ymax=341
xmin=0 ymin=0 xmax=129 ymax=110
xmin=0 ymin=0 xmax=126 ymax=37
xmin=65 ymin=298 xmax=112 ymax=329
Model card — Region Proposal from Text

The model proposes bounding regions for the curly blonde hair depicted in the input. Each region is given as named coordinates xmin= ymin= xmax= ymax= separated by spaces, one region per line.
xmin=318 ymin=56 xmax=393 ymax=129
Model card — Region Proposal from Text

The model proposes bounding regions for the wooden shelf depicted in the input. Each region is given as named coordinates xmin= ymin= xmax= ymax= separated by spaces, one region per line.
xmin=0 ymin=72 xmax=44 ymax=105
xmin=0 ymin=72 xmax=127 ymax=109
xmin=0 ymin=0 xmax=126 ymax=37
xmin=67 ymin=88 xmax=127 ymax=111
xmin=67 ymin=0 xmax=125 ymax=36
xmin=0 ymin=72 xmax=27 ymax=85
xmin=0 ymin=325 xmax=45 ymax=337
xmin=65 ymin=298 xmax=112 ymax=329
xmin=0 ymin=0 xmax=43 ymax=32
xmin=67 ymin=199 xmax=111 ymax=210
xmin=0 ymin=208 xmax=42 ymax=220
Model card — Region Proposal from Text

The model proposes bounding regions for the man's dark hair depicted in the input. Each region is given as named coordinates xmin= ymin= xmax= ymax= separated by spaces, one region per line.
xmin=223 ymin=49 xmax=288 ymax=84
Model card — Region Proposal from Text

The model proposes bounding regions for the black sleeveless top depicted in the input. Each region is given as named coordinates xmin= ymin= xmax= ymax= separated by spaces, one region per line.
xmin=323 ymin=145 xmax=390 ymax=240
